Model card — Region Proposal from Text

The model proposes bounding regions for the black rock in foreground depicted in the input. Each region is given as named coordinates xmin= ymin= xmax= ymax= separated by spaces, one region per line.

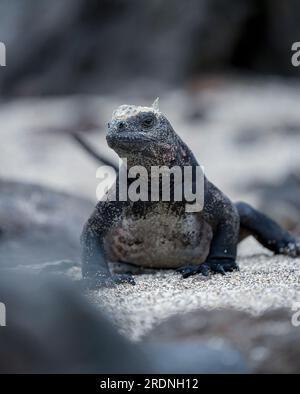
xmin=0 ymin=271 xmax=247 ymax=373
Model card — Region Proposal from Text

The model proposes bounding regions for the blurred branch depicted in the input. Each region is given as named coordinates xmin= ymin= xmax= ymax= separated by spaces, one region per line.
xmin=71 ymin=132 xmax=118 ymax=171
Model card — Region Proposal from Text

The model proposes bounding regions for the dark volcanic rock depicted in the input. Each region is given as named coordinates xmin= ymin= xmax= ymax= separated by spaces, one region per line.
xmin=0 ymin=271 xmax=149 ymax=373
xmin=146 ymin=308 xmax=300 ymax=373
xmin=0 ymin=271 xmax=248 ymax=373
xmin=0 ymin=179 xmax=93 ymax=267
xmin=143 ymin=341 xmax=248 ymax=373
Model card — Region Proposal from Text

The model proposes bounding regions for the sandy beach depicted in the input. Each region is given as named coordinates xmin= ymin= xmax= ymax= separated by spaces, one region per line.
xmin=87 ymin=238 xmax=300 ymax=341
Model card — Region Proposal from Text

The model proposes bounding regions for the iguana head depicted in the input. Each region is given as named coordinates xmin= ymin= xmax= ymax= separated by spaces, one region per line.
xmin=106 ymin=99 xmax=180 ymax=166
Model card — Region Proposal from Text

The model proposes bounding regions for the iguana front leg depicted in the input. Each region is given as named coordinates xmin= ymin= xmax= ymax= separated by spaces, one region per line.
xmin=81 ymin=200 xmax=135 ymax=288
xmin=178 ymin=182 xmax=240 ymax=278
xmin=200 ymin=217 xmax=240 ymax=275
xmin=177 ymin=217 xmax=240 ymax=278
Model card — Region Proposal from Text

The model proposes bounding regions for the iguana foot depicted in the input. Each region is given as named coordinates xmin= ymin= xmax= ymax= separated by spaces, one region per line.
xmin=177 ymin=263 xmax=210 ymax=278
xmin=205 ymin=258 xmax=239 ymax=275
xmin=177 ymin=259 xmax=239 ymax=278
xmin=278 ymin=240 xmax=300 ymax=258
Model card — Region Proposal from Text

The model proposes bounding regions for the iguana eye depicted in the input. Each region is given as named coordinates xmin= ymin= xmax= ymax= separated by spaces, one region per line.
xmin=141 ymin=115 xmax=155 ymax=128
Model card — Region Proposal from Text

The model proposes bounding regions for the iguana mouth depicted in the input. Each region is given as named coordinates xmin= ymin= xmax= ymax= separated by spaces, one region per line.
xmin=106 ymin=132 xmax=156 ymax=152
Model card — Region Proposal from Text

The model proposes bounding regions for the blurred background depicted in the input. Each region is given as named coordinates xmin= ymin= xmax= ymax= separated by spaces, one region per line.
xmin=1 ymin=0 xmax=300 ymax=374
xmin=1 ymin=0 xmax=300 ymax=236
xmin=1 ymin=0 xmax=300 ymax=95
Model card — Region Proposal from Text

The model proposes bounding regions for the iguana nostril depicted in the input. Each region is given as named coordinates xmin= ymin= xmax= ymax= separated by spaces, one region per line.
xmin=118 ymin=122 xmax=126 ymax=131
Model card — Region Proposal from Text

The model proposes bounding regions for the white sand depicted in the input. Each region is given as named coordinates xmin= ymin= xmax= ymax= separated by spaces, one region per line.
xmin=88 ymin=238 xmax=300 ymax=341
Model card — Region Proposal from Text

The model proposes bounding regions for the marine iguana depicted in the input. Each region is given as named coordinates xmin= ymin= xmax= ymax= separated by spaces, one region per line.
xmin=81 ymin=99 xmax=300 ymax=287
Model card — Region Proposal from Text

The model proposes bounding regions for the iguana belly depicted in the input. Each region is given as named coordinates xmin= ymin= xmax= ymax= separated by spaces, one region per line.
xmin=104 ymin=210 xmax=213 ymax=269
